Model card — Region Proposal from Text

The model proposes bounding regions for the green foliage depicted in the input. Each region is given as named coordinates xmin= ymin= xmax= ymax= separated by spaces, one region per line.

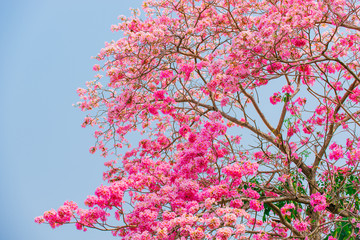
xmin=282 ymin=93 xmax=291 ymax=103
xmin=299 ymin=149 xmax=311 ymax=159
xmin=325 ymin=218 xmax=360 ymax=240
xmin=329 ymin=171 xmax=360 ymax=211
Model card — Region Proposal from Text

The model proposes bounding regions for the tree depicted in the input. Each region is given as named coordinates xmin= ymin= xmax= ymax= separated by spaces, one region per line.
xmin=35 ymin=0 xmax=360 ymax=239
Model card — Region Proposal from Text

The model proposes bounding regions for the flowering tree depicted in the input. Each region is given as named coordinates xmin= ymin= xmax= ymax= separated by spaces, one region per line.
xmin=36 ymin=0 xmax=360 ymax=239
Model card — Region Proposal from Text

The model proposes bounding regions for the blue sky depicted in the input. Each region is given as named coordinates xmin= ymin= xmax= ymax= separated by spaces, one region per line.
xmin=0 ymin=1 xmax=141 ymax=239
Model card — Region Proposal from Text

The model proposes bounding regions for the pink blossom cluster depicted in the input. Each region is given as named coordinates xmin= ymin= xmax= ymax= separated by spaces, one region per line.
xmin=310 ymin=193 xmax=328 ymax=212
xmin=293 ymin=219 xmax=309 ymax=232
xmin=216 ymin=227 xmax=233 ymax=240
xmin=85 ymin=181 xmax=127 ymax=208
xmin=243 ymin=188 xmax=260 ymax=199
xmin=329 ymin=143 xmax=344 ymax=161
xmin=249 ymin=200 xmax=264 ymax=212
xmin=223 ymin=161 xmax=259 ymax=179
xmin=280 ymin=203 xmax=295 ymax=216
xmin=35 ymin=201 xmax=77 ymax=228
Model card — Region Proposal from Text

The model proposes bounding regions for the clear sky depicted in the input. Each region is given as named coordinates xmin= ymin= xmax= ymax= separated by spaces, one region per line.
xmin=0 ymin=0 xmax=142 ymax=239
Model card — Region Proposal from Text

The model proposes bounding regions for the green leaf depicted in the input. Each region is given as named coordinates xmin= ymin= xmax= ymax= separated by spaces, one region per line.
xmin=262 ymin=203 xmax=271 ymax=222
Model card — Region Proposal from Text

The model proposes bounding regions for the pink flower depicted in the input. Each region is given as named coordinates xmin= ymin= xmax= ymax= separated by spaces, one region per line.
xmin=253 ymin=232 xmax=269 ymax=240
xmin=270 ymin=92 xmax=281 ymax=105
xmin=177 ymin=179 xmax=199 ymax=200
xmin=293 ymin=219 xmax=308 ymax=232
xmin=346 ymin=149 xmax=360 ymax=166
xmin=295 ymin=97 xmax=307 ymax=106
xmin=179 ymin=125 xmax=191 ymax=137
xmin=208 ymin=217 xmax=221 ymax=229
xmin=34 ymin=216 xmax=45 ymax=224
xmin=148 ymin=106 xmax=159 ymax=115
xmin=235 ymin=224 xmax=246 ymax=235
xmin=159 ymin=70 xmax=173 ymax=80
xmin=162 ymin=211 xmax=176 ymax=221
xmin=89 ymin=146 xmax=96 ymax=154
xmin=278 ymin=176 xmax=286 ymax=183
xmin=282 ymin=85 xmax=295 ymax=94
xmin=92 ymin=64 xmax=101 ymax=71
xmin=180 ymin=63 xmax=195 ymax=81
xmin=223 ymin=213 xmax=237 ymax=225
xmin=329 ymin=144 xmax=344 ymax=161
xmin=349 ymin=87 xmax=360 ymax=103
xmin=216 ymin=227 xmax=233 ymax=240
xmin=205 ymin=198 xmax=216 ymax=210
xmin=315 ymin=105 xmax=327 ymax=115
xmin=330 ymin=81 xmax=343 ymax=91
xmin=43 ymin=209 xmax=60 ymax=228
xmin=249 ymin=200 xmax=264 ymax=211
xmin=57 ymin=205 xmax=73 ymax=222
xmin=243 ymin=188 xmax=260 ymax=199
xmin=230 ymin=199 xmax=244 ymax=208
xmin=302 ymin=125 xmax=314 ymax=134
xmin=207 ymin=80 xmax=218 ymax=92
xmin=253 ymin=45 xmax=263 ymax=53
xmin=154 ymin=90 xmax=166 ymax=100
xmin=190 ymin=227 xmax=205 ymax=240
xmin=266 ymin=62 xmax=282 ymax=73
xmin=310 ymin=193 xmax=328 ymax=212
xmin=139 ymin=209 xmax=158 ymax=222
xmin=221 ymin=97 xmax=229 ymax=107
xmin=188 ymin=132 xmax=197 ymax=143
xmin=281 ymin=203 xmax=295 ymax=216
xmin=287 ymin=125 xmax=299 ymax=137
xmin=223 ymin=162 xmax=258 ymax=179
xmin=291 ymin=38 xmax=307 ymax=47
